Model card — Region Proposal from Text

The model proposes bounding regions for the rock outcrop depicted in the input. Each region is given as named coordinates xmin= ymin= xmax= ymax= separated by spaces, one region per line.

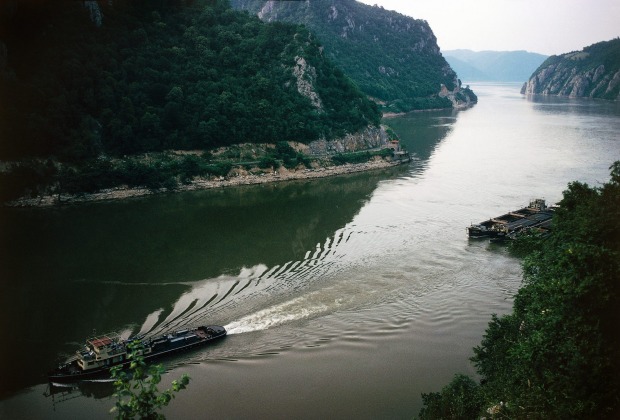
xmin=521 ymin=39 xmax=620 ymax=100
xmin=293 ymin=56 xmax=324 ymax=111
xmin=439 ymin=79 xmax=478 ymax=109
xmin=307 ymin=125 xmax=388 ymax=155
xmin=83 ymin=0 xmax=103 ymax=27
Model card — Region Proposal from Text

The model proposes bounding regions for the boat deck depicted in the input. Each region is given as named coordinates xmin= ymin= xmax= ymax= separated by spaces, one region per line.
xmin=467 ymin=199 xmax=555 ymax=240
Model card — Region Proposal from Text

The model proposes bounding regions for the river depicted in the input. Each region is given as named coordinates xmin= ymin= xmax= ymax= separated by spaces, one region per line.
xmin=0 ymin=83 xmax=619 ymax=419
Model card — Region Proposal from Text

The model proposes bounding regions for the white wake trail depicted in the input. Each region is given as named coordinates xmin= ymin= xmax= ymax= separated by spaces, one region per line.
xmin=225 ymin=294 xmax=331 ymax=335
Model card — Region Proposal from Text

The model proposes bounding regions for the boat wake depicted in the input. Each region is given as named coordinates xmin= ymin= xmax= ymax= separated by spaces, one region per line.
xmin=134 ymin=195 xmax=427 ymax=341
xmin=135 ymin=224 xmax=379 ymax=338
xmin=224 ymin=293 xmax=332 ymax=335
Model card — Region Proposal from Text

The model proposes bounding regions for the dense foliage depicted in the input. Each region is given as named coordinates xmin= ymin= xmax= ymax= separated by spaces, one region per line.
xmin=231 ymin=0 xmax=465 ymax=113
xmin=418 ymin=374 xmax=484 ymax=419
xmin=537 ymin=38 xmax=620 ymax=74
xmin=419 ymin=162 xmax=620 ymax=419
xmin=0 ymin=143 xmax=397 ymax=202
xmin=111 ymin=341 xmax=190 ymax=419
xmin=0 ymin=0 xmax=380 ymax=161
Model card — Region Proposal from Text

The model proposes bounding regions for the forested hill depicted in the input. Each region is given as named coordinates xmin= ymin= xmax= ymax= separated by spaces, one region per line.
xmin=521 ymin=38 xmax=620 ymax=100
xmin=0 ymin=0 xmax=380 ymax=161
xmin=231 ymin=0 xmax=477 ymax=113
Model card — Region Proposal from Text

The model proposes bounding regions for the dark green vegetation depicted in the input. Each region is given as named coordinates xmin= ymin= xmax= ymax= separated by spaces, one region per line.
xmin=522 ymin=38 xmax=620 ymax=99
xmin=0 ymin=0 xmax=380 ymax=162
xmin=231 ymin=0 xmax=476 ymax=113
xmin=419 ymin=162 xmax=620 ymax=419
xmin=443 ymin=49 xmax=548 ymax=82
xmin=111 ymin=341 xmax=190 ymax=419
xmin=0 ymin=143 xmax=395 ymax=202
xmin=331 ymin=148 xmax=392 ymax=165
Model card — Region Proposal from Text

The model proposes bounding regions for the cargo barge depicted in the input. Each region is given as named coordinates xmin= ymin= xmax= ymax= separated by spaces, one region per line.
xmin=467 ymin=199 xmax=554 ymax=241
xmin=48 ymin=325 xmax=226 ymax=383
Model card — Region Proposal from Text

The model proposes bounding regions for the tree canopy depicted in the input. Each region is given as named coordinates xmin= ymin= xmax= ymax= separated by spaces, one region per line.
xmin=420 ymin=162 xmax=620 ymax=418
xmin=0 ymin=0 xmax=380 ymax=161
xmin=230 ymin=0 xmax=467 ymax=113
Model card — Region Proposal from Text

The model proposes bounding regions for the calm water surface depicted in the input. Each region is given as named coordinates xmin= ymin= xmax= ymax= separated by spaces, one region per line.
xmin=1 ymin=83 xmax=619 ymax=419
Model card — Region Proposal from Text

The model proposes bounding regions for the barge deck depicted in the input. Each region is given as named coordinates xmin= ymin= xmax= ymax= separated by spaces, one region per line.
xmin=467 ymin=199 xmax=555 ymax=241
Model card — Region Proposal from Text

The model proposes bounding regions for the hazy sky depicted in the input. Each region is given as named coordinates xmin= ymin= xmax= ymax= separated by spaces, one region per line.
xmin=357 ymin=0 xmax=619 ymax=56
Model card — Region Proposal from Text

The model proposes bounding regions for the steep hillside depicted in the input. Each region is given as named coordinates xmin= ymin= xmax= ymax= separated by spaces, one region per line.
xmin=0 ymin=0 xmax=380 ymax=161
xmin=443 ymin=49 xmax=548 ymax=82
xmin=231 ymin=0 xmax=477 ymax=112
xmin=521 ymin=38 xmax=620 ymax=100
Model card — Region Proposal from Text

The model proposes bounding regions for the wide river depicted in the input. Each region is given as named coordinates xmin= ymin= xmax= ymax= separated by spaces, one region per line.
xmin=1 ymin=83 xmax=619 ymax=419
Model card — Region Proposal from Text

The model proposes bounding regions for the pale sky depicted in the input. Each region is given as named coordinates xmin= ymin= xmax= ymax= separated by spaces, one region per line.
xmin=357 ymin=0 xmax=619 ymax=56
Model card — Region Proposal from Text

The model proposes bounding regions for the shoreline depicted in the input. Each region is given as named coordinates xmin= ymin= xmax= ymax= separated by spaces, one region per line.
xmin=382 ymin=107 xmax=451 ymax=118
xmin=7 ymin=158 xmax=407 ymax=208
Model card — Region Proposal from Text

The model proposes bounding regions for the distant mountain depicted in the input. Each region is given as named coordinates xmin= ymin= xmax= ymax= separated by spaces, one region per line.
xmin=231 ymin=0 xmax=477 ymax=112
xmin=441 ymin=55 xmax=490 ymax=82
xmin=443 ymin=49 xmax=548 ymax=82
xmin=521 ymin=38 xmax=620 ymax=100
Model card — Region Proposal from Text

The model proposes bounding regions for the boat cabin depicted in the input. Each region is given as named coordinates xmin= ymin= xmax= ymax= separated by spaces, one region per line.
xmin=77 ymin=333 xmax=127 ymax=371
xmin=528 ymin=198 xmax=547 ymax=211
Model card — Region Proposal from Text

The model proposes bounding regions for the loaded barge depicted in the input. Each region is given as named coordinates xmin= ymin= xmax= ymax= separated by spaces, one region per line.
xmin=467 ymin=199 xmax=554 ymax=241
xmin=48 ymin=325 xmax=226 ymax=383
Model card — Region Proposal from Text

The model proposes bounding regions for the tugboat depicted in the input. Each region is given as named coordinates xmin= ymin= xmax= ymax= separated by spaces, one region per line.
xmin=48 ymin=325 xmax=226 ymax=383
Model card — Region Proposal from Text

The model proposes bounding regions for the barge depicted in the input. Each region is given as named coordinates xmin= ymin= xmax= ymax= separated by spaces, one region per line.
xmin=48 ymin=325 xmax=226 ymax=383
xmin=467 ymin=199 xmax=554 ymax=241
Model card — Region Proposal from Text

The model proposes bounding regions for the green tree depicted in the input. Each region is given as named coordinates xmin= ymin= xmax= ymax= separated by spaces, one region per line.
xmin=419 ymin=161 xmax=620 ymax=419
xmin=418 ymin=374 xmax=484 ymax=420
xmin=0 ymin=0 xmax=380 ymax=161
xmin=110 ymin=341 xmax=190 ymax=420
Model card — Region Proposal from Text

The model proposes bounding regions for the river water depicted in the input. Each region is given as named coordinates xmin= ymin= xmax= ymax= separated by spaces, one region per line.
xmin=0 ymin=83 xmax=619 ymax=419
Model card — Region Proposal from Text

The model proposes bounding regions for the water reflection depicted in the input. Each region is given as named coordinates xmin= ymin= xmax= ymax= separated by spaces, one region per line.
xmin=526 ymin=93 xmax=620 ymax=117
xmin=44 ymin=381 xmax=115 ymax=406
xmin=0 ymin=168 xmax=408 ymax=398
xmin=384 ymin=109 xmax=456 ymax=161
xmin=0 ymin=106 xmax=457 ymax=403
xmin=2 ymin=83 xmax=616 ymax=419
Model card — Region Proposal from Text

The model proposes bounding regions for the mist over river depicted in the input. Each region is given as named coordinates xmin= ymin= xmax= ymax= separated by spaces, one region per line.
xmin=1 ymin=83 xmax=619 ymax=419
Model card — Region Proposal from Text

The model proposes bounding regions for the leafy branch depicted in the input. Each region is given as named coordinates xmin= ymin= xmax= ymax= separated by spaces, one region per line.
xmin=110 ymin=341 xmax=190 ymax=420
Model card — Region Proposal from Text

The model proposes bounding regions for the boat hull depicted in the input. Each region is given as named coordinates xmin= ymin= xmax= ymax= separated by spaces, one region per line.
xmin=48 ymin=325 xmax=226 ymax=383
xmin=467 ymin=200 xmax=554 ymax=241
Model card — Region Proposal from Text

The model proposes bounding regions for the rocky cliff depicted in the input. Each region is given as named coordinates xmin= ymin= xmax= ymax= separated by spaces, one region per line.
xmin=230 ymin=0 xmax=476 ymax=112
xmin=521 ymin=39 xmax=620 ymax=100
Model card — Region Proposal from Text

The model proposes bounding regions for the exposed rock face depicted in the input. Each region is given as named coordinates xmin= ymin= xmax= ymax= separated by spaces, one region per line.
xmin=439 ymin=78 xmax=477 ymax=109
xmin=307 ymin=125 xmax=388 ymax=155
xmin=83 ymin=0 xmax=103 ymax=27
xmin=258 ymin=0 xmax=278 ymax=20
xmin=521 ymin=39 xmax=620 ymax=100
xmin=293 ymin=56 xmax=324 ymax=110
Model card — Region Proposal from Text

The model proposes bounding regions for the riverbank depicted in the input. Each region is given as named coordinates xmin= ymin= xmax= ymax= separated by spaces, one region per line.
xmin=7 ymin=158 xmax=406 ymax=207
